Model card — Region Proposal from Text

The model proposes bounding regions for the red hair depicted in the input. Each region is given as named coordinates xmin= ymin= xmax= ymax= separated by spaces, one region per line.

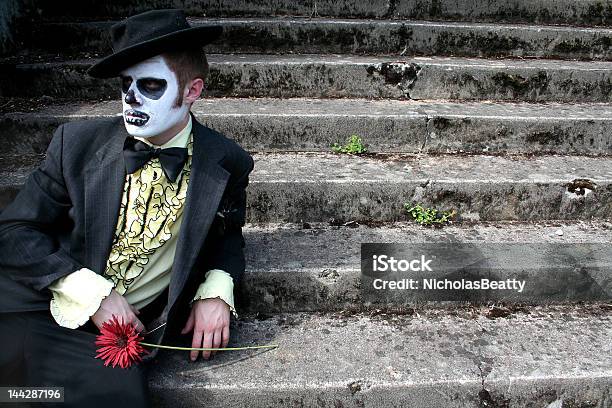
xmin=161 ymin=47 xmax=209 ymax=107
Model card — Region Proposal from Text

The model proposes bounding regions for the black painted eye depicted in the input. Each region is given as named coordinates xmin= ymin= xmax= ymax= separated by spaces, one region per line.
xmin=143 ymin=79 xmax=163 ymax=91
xmin=136 ymin=78 xmax=167 ymax=99
xmin=120 ymin=76 xmax=133 ymax=93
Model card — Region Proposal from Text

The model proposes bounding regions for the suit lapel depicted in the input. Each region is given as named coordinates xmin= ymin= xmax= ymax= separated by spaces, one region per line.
xmin=165 ymin=114 xmax=230 ymax=313
xmin=84 ymin=121 xmax=128 ymax=274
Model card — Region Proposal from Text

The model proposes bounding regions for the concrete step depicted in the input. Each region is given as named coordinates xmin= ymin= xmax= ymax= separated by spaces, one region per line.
xmin=3 ymin=54 xmax=612 ymax=103
xmin=2 ymin=152 xmax=611 ymax=222
xmin=3 ymin=98 xmax=612 ymax=156
xmin=237 ymin=221 xmax=612 ymax=313
xmin=22 ymin=17 xmax=612 ymax=60
xmin=25 ymin=0 xmax=612 ymax=26
xmin=147 ymin=307 xmax=612 ymax=407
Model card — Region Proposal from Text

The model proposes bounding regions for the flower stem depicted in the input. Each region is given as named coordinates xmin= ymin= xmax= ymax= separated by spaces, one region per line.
xmin=139 ymin=342 xmax=278 ymax=351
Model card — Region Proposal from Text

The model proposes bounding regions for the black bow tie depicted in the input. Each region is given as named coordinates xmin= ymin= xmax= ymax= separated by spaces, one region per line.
xmin=123 ymin=137 xmax=189 ymax=183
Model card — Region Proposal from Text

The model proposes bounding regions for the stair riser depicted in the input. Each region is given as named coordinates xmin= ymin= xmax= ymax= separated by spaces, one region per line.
xmin=237 ymin=268 xmax=611 ymax=313
xmin=27 ymin=0 xmax=612 ymax=26
xmin=236 ymin=222 xmax=612 ymax=312
xmin=245 ymin=181 xmax=612 ymax=223
xmin=24 ymin=20 xmax=612 ymax=60
xmin=4 ymin=61 xmax=612 ymax=103
xmin=3 ymin=113 xmax=611 ymax=156
xmin=5 ymin=179 xmax=608 ymax=222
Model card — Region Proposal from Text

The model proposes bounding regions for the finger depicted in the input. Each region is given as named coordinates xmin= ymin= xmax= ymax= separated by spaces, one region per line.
xmin=211 ymin=329 xmax=222 ymax=356
xmin=202 ymin=331 xmax=214 ymax=360
xmin=221 ymin=325 xmax=230 ymax=348
xmin=181 ymin=311 xmax=195 ymax=334
xmin=105 ymin=313 xmax=124 ymax=328
xmin=190 ymin=329 xmax=203 ymax=362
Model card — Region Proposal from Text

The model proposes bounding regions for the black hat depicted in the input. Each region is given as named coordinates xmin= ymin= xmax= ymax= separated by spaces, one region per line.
xmin=87 ymin=9 xmax=222 ymax=78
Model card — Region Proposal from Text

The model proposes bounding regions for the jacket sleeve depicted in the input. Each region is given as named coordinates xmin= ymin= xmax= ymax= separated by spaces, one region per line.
xmin=0 ymin=123 xmax=87 ymax=292
xmin=197 ymin=148 xmax=254 ymax=286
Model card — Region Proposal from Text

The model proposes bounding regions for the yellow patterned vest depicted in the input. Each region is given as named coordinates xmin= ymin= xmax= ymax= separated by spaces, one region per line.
xmin=103 ymin=131 xmax=193 ymax=305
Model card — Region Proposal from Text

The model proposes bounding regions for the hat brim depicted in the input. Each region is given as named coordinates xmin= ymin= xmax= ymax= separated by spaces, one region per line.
xmin=87 ymin=25 xmax=223 ymax=78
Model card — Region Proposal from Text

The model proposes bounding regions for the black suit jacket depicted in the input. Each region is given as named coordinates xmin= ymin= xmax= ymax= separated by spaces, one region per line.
xmin=0 ymin=111 xmax=254 ymax=348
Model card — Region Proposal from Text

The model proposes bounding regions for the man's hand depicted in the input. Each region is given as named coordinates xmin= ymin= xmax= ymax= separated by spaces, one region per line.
xmin=90 ymin=289 xmax=145 ymax=333
xmin=181 ymin=298 xmax=230 ymax=361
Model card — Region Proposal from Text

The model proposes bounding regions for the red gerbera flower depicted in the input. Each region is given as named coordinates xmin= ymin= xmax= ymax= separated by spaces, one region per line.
xmin=95 ymin=315 xmax=149 ymax=368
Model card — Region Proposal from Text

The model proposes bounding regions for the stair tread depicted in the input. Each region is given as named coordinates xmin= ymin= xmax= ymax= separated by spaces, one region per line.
xmin=147 ymin=308 xmax=611 ymax=395
xmin=250 ymin=152 xmax=612 ymax=182
xmin=3 ymin=152 xmax=611 ymax=184
xmin=9 ymin=53 xmax=612 ymax=70
xmin=48 ymin=16 xmax=612 ymax=32
xmin=4 ymin=98 xmax=612 ymax=120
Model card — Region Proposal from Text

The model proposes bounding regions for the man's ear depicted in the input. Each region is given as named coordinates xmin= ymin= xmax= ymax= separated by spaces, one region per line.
xmin=183 ymin=78 xmax=204 ymax=105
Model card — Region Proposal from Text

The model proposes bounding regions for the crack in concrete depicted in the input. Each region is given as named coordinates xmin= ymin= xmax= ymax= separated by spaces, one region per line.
xmin=382 ymin=0 xmax=398 ymax=19
xmin=475 ymin=354 xmax=511 ymax=408
xmin=476 ymin=362 xmax=498 ymax=408
xmin=420 ymin=116 xmax=430 ymax=152
xmin=471 ymin=317 xmax=507 ymax=408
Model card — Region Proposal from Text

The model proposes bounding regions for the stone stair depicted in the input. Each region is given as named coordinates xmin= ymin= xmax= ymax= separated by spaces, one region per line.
xmin=19 ymin=0 xmax=612 ymax=25
xmin=20 ymin=17 xmax=612 ymax=59
xmin=3 ymin=56 xmax=612 ymax=102
xmin=1 ymin=1 xmax=611 ymax=407
xmin=149 ymin=307 xmax=611 ymax=408
xmin=2 ymin=150 xmax=612 ymax=222
xmin=3 ymin=99 xmax=612 ymax=154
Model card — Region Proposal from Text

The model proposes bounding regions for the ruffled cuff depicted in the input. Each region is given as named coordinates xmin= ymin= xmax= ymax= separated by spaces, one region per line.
xmin=47 ymin=268 xmax=115 ymax=329
xmin=190 ymin=269 xmax=237 ymax=318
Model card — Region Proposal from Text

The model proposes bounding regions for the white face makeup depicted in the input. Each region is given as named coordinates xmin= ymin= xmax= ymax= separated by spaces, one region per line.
xmin=120 ymin=55 xmax=189 ymax=138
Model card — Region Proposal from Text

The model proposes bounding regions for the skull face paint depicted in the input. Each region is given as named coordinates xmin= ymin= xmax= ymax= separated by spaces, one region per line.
xmin=120 ymin=55 xmax=189 ymax=138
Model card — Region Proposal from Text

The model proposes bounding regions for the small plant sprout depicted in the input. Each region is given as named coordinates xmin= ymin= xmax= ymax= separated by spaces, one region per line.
xmin=331 ymin=134 xmax=367 ymax=154
xmin=404 ymin=203 xmax=456 ymax=226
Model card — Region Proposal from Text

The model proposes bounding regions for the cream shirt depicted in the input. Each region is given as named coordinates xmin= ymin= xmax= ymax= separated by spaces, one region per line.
xmin=47 ymin=115 xmax=236 ymax=329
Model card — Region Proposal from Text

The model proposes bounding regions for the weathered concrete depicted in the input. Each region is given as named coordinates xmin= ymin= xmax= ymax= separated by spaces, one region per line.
xmin=241 ymin=153 xmax=612 ymax=223
xmin=4 ymin=55 xmax=612 ymax=103
xmin=23 ymin=0 xmax=392 ymax=21
xmin=0 ymin=0 xmax=21 ymax=56
xmin=237 ymin=221 xmax=612 ymax=312
xmin=24 ymin=18 xmax=612 ymax=60
xmin=147 ymin=308 xmax=612 ymax=407
xmin=4 ymin=153 xmax=611 ymax=221
xmin=3 ymin=152 xmax=612 ymax=222
xmin=23 ymin=0 xmax=612 ymax=25
xmin=2 ymin=98 xmax=612 ymax=156
xmin=393 ymin=0 xmax=612 ymax=26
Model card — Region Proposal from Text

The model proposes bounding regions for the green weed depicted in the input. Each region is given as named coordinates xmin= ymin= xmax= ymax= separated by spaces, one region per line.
xmin=331 ymin=135 xmax=367 ymax=154
xmin=404 ymin=203 xmax=456 ymax=226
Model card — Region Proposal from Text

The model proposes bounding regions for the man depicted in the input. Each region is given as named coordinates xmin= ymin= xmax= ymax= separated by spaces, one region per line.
xmin=0 ymin=9 xmax=254 ymax=407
